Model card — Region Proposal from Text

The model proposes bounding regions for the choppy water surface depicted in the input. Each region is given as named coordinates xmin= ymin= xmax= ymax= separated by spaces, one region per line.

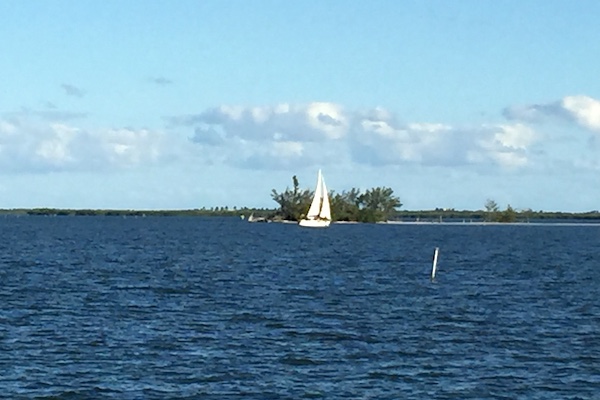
xmin=1 ymin=216 xmax=599 ymax=399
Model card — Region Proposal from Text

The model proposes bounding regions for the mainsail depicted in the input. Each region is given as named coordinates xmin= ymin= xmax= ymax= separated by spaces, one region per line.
xmin=318 ymin=173 xmax=331 ymax=220
xmin=299 ymin=169 xmax=331 ymax=227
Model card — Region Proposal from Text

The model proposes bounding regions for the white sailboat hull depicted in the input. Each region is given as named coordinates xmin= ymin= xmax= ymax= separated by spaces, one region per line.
xmin=299 ymin=218 xmax=331 ymax=228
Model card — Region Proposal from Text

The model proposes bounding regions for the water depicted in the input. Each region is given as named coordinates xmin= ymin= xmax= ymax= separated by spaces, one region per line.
xmin=1 ymin=216 xmax=599 ymax=399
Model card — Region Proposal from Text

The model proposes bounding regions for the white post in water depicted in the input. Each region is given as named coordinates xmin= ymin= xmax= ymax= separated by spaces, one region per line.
xmin=431 ymin=247 xmax=439 ymax=280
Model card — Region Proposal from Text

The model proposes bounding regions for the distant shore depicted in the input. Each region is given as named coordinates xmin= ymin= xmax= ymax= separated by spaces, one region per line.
xmin=383 ymin=220 xmax=600 ymax=226
xmin=1 ymin=207 xmax=599 ymax=223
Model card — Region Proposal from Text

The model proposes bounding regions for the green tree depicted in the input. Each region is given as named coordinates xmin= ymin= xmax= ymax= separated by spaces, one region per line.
xmin=521 ymin=208 xmax=533 ymax=222
xmin=497 ymin=204 xmax=517 ymax=222
xmin=330 ymin=188 xmax=361 ymax=221
xmin=271 ymin=175 xmax=313 ymax=221
xmin=484 ymin=199 xmax=499 ymax=222
xmin=357 ymin=187 xmax=402 ymax=222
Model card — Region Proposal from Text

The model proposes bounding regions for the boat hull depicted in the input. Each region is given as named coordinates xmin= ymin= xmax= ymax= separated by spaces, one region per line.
xmin=299 ymin=219 xmax=331 ymax=228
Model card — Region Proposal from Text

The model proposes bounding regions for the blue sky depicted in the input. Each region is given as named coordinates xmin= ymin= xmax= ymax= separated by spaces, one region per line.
xmin=1 ymin=1 xmax=600 ymax=211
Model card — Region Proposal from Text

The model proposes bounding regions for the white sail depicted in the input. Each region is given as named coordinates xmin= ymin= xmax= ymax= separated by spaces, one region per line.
xmin=305 ymin=170 xmax=323 ymax=219
xmin=299 ymin=169 xmax=331 ymax=228
xmin=318 ymin=173 xmax=331 ymax=220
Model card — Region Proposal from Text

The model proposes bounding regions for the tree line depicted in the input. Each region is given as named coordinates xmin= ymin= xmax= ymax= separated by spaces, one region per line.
xmin=1 ymin=195 xmax=598 ymax=222
xmin=4 ymin=206 xmax=598 ymax=222
xmin=270 ymin=175 xmax=402 ymax=222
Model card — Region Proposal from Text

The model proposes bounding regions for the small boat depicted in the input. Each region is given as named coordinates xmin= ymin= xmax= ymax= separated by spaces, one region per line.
xmin=299 ymin=169 xmax=331 ymax=228
xmin=248 ymin=213 xmax=267 ymax=223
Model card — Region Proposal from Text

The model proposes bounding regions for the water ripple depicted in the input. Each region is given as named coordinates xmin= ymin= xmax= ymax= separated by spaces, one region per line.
xmin=1 ymin=217 xmax=598 ymax=398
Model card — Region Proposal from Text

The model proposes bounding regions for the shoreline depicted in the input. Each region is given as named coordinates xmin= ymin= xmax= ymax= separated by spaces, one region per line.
xmin=2 ymin=208 xmax=600 ymax=225
xmin=381 ymin=220 xmax=600 ymax=227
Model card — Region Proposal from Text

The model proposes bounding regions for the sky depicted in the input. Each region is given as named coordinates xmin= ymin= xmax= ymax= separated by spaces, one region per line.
xmin=1 ymin=1 xmax=600 ymax=212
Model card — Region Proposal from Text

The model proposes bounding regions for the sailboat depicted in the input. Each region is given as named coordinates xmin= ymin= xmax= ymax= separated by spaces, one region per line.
xmin=247 ymin=212 xmax=267 ymax=223
xmin=299 ymin=169 xmax=331 ymax=228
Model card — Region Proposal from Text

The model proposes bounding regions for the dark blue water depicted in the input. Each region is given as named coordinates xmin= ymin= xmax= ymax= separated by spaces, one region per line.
xmin=1 ymin=217 xmax=599 ymax=399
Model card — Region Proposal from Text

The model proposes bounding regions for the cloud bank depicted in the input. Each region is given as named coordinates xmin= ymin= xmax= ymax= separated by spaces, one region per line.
xmin=2 ymin=95 xmax=599 ymax=176
xmin=169 ymin=102 xmax=545 ymax=171
xmin=504 ymin=95 xmax=600 ymax=134
xmin=0 ymin=113 xmax=174 ymax=172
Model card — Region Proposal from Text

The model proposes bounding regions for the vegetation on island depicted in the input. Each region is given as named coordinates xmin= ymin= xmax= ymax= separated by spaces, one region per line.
xmin=484 ymin=199 xmax=517 ymax=222
xmin=397 ymin=205 xmax=600 ymax=223
xmin=270 ymin=175 xmax=402 ymax=223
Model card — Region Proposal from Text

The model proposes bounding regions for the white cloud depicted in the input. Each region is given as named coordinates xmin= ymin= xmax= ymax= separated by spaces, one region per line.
xmin=176 ymin=102 xmax=351 ymax=169
xmin=561 ymin=95 xmax=600 ymax=132
xmin=493 ymin=123 xmax=537 ymax=149
xmin=231 ymin=140 xmax=310 ymax=170
xmin=0 ymin=120 xmax=17 ymax=135
xmin=306 ymin=102 xmax=347 ymax=139
xmin=2 ymin=97 xmax=599 ymax=211
xmin=473 ymin=124 xmax=537 ymax=168
xmin=219 ymin=105 xmax=245 ymax=121
xmin=35 ymin=124 xmax=77 ymax=166
xmin=169 ymin=103 xmax=547 ymax=171
xmin=178 ymin=102 xmax=348 ymax=144
xmin=359 ymin=119 xmax=402 ymax=139
xmin=478 ymin=148 xmax=529 ymax=169
xmin=99 ymin=128 xmax=166 ymax=167
xmin=349 ymin=109 xmax=538 ymax=169
xmin=0 ymin=113 xmax=174 ymax=172
xmin=271 ymin=141 xmax=304 ymax=157
xmin=407 ymin=123 xmax=452 ymax=133
xmin=505 ymin=95 xmax=600 ymax=135
xmin=250 ymin=106 xmax=271 ymax=123
xmin=1 ymin=97 xmax=593 ymax=179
